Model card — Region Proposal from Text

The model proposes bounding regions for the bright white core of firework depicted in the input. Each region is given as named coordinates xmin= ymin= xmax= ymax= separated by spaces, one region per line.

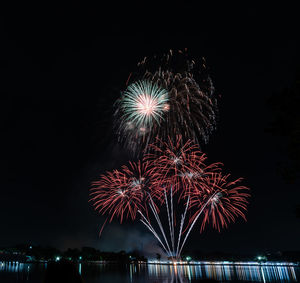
xmin=137 ymin=94 xmax=158 ymax=116
xmin=121 ymin=80 xmax=169 ymax=128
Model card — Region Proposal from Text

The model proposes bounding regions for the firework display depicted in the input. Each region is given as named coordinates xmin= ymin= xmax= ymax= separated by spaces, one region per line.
xmin=114 ymin=80 xmax=169 ymax=152
xmin=90 ymin=161 xmax=154 ymax=223
xmin=115 ymin=49 xmax=217 ymax=154
xmin=145 ymin=135 xmax=222 ymax=196
xmin=90 ymin=138 xmax=250 ymax=259
xmin=120 ymin=80 xmax=169 ymax=128
xmin=189 ymin=173 xmax=250 ymax=232
xmin=91 ymin=49 xmax=250 ymax=260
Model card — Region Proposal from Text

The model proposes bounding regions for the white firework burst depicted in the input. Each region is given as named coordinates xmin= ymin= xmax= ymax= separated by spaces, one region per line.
xmin=121 ymin=80 xmax=169 ymax=128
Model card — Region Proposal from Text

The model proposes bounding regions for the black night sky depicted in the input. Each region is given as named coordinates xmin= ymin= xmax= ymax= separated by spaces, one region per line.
xmin=1 ymin=4 xmax=299 ymax=256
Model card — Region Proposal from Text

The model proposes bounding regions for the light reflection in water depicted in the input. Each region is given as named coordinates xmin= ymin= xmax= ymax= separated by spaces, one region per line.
xmin=0 ymin=260 xmax=299 ymax=282
xmin=79 ymin=263 xmax=82 ymax=275
xmin=147 ymin=262 xmax=298 ymax=282
xmin=0 ymin=261 xmax=47 ymax=281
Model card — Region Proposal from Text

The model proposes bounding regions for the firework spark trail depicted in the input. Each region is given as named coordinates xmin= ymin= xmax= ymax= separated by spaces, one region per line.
xmin=148 ymin=194 xmax=173 ymax=256
xmin=175 ymin=196 xmax=190 ymax=258
xmin=138 ymin=210 xmax=171 ymax=257
xmin=177 ymin=194 xmax=216 ymax=257
xmin=98 ymin=218 xmax=108 ymax=237
xmin=164 ymin=189 xmax=174 ymax=256
xmin=170 ymin=186 xmax=175 ymax=255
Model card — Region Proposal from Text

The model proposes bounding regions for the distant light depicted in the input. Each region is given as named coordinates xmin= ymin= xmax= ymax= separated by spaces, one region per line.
xmin=186 ymin=256 xmax=192 ymax=261
xmin=79 ymin=256 xmax=82 ymax=260
xmin=29 ymin=246 xmax=32 ymax=249
xmin=55 ymin=256 xmax=61 ymax=262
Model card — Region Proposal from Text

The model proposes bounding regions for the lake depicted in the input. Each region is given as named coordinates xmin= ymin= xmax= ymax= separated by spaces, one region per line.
xmin=0 ymin=261 xmax=299 ymax=282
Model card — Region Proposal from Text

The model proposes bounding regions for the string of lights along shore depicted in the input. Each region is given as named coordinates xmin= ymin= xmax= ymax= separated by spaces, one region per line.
xmin=90 ymin=49 xmax=250 ymax=260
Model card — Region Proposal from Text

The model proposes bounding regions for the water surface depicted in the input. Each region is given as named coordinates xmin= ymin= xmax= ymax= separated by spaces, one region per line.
xmin=0 ymin=261 xmax=299 ymax=282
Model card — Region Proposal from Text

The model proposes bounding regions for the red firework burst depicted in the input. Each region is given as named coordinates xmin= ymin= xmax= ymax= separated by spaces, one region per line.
xmin=189 ymin=172 xmax=250 ymax=232
xmin=144 ymin=136 xmax=222 ymax=197
xmin=90 ymin=161 xmax=156 ymax=223
xmin=90 ymin=137 xmax=250 ymax=256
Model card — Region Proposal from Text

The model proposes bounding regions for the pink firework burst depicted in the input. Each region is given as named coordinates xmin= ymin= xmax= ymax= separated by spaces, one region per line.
xmin=189 ymin=172 xmax=250 ymax=232
xmin=90 ymin=137 xmax=250 ymax=258
xmin=90 ymin=161 xmax=156 ymax=223
xmin=145 ymin=136 xmax=222 ymax=197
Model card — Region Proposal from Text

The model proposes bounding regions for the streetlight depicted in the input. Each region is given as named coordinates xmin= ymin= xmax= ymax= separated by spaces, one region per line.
xmin=256 ymin=255 xmax=267 ymax=262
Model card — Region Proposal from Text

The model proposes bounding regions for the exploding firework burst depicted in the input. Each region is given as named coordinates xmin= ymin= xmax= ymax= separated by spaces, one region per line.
xmin=114 ymin=80 xmax=169 ymax=152
xmin=90 ymin=138 xmax=250 ymax=259
xmin=189 ymin=173 xmax=250 ymax=232
xmin=120 ymin=80 xmax=169 ymax=128
xmin=145 ymin=136 xmax=222 ymax=196
xmin=115 ymin=49 xmax=218 ymax=154
xmin=90 ymin=161 xmax=156 ymax=223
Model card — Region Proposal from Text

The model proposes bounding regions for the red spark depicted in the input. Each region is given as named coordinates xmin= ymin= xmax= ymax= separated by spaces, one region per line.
xmin=189 ymin=173 xmax=250 ymax=232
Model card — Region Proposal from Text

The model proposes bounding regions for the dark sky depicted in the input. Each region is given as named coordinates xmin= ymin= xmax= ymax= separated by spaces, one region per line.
xmin=1 ymin=4 xmax=299 ymax=255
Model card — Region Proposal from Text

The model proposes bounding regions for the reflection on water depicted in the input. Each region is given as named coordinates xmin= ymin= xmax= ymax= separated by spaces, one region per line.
xmin=0 ymin=260 xmax=299 ymax=282
xmin=0 ymin=261 xmax=47 ymax=282
xmin=79 ymin=263 xmax=82 ymax=275
xmin=147 ymin=262 xmax=298 ymax=282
